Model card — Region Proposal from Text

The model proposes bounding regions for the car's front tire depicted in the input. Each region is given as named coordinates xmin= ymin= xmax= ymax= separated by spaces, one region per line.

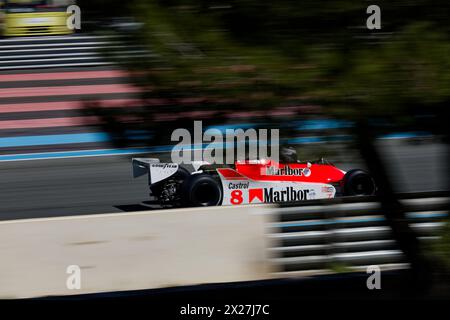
xmin=343 ymin=169 xmax=376 ymax=196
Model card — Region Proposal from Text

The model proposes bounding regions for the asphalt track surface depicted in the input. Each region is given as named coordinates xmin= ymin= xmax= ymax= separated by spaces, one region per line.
xmin=0 ymin=140 xmax=447 ymax=221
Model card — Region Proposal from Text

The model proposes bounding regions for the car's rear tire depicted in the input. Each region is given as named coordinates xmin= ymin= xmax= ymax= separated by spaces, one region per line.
xmin=343 ymin=169 xmax=376 ymax=196
xmin=181 ymin=173 xmax=222 ymax=207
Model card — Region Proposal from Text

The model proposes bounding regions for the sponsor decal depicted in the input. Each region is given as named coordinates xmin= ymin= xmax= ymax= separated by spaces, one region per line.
xmin=245 ymin=187 xmax=312 ymax=204
xmin=322 ymin=186 xmax=334 ymax=193
xmin=249 ymin=188 xmax=264 ymax=203
xmin=302 ymin=167 xmax=312 ymax=177
xmin=228 ymin=182 xmax=250 ymax=189
xmin=149 ymin=163 xmax=179 ymax=184
xmin=264 ymin=187 xmax=311 ymax=202
xmin=263 ymin=165 xmax=312 ymax=177
xmin=151 ymin=163 xmax=178 ymax=169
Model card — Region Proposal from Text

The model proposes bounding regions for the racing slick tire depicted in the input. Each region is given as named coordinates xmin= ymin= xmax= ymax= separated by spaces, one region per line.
xmin=181 ymin=173 xmax=223 ymax=207
xmin=343 ymin=169 xmax=376 ymax=196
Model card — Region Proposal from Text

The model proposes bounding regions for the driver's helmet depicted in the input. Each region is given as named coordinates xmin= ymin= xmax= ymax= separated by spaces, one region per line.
xmin=280 ymin=146 xmax=298 ymax=163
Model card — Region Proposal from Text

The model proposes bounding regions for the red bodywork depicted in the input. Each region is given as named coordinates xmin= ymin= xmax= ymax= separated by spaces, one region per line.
xmin=233 ymin=160 xmax=345 ymax=183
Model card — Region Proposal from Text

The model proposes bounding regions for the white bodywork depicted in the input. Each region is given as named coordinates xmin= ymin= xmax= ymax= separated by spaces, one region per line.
xmin=132 ymin=158 xmax=179 ymax=184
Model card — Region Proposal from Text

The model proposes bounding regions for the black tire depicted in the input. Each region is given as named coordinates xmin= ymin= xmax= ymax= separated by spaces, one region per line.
xmin=181 ymin=173 xmax=222 ymax=207
xmin=343 ymin=169 xmax=376 ymax=196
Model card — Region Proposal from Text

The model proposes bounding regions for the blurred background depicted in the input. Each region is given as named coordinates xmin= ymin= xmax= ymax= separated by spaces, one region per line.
xmin=0 ymin=0 xmax=449 ymax=299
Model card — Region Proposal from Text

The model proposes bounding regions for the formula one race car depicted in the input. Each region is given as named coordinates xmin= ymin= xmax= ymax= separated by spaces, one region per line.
xmin=132 ymin=155 xmax=377 ymax=207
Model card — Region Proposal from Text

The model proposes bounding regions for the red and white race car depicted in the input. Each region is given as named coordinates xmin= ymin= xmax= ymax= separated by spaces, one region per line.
xmin=132 ymin=157 xmax=376 ymax=207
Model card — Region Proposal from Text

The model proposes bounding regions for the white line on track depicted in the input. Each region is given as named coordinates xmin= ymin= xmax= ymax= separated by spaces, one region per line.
xmin=0 ymin=146 xmax=160 ymax=162
xmin=0 ymin=56 xmax=104 ymax=64
xmin=0 ymin=35 xmax=119 ymax=42
xmin=0 ymin=45 xmax=144 ymax=54
xmin=0 ymin=50 xmax=149 ymax=60
xmin=0 ymin=41 xmax=119 ymax=49
xmin=0 ymin=53 xmax=153 ymax=64
xmin=0 ymin=152 xmax=146 ymax=162
xmin=0 ymin=62 xmax=113 ymax=70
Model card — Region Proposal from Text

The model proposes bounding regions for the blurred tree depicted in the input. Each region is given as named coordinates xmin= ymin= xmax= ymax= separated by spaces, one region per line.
xmin=87 ymin=0 xmax=449 ymax=142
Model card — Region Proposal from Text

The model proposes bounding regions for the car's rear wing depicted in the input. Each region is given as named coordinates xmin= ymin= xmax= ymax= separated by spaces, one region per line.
xmin=132 ymin=158 xmax=159 ymax=178
xmin=132 ymin=158 xmax=179 ymax=185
